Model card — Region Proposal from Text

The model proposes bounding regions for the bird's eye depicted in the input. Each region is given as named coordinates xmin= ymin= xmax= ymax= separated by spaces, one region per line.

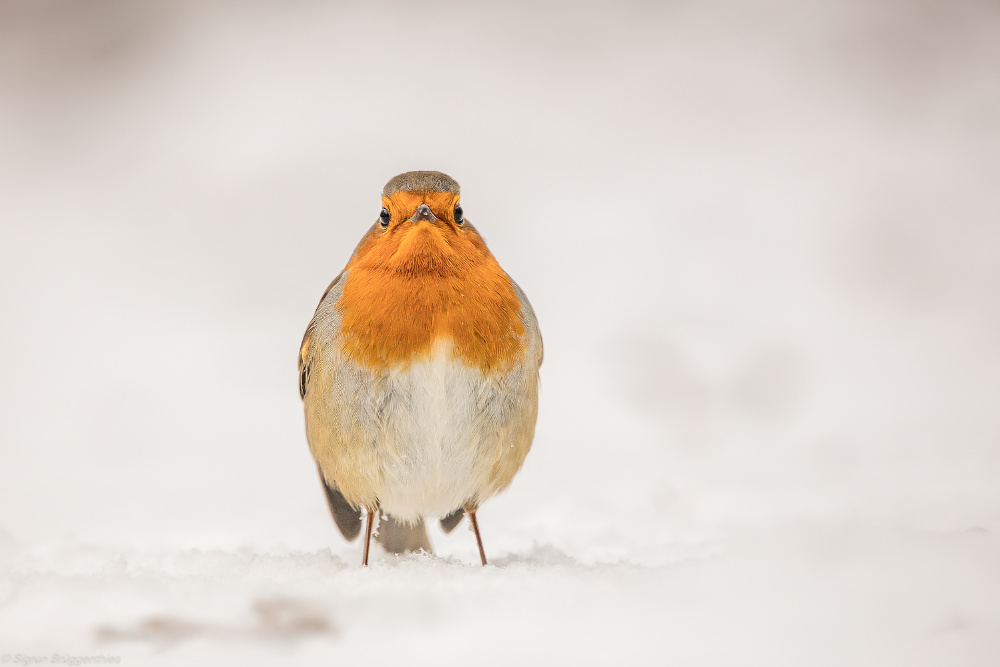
xmin=454 ymin=205 xmax=464 ymax=225
xmin=379 ymin=207 xmax=391 ymax=227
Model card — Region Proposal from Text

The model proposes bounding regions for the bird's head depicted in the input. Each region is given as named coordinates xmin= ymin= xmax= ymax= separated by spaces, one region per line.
xmin=349 ymin=171 xmax=489 ymax=276
xmin=337 ymin=171 xmax=524 ymax=370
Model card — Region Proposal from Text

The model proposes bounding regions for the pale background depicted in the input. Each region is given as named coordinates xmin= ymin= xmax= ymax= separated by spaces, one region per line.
xmin=1 ymin=1 xmax=998 ymax=665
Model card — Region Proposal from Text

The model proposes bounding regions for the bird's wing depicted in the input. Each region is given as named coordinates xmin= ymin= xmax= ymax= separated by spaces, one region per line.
xmin=303 ymin=271 xmax=365 ymax=541
xmin=298 ymin=271 xmax=346 ymax=400
xmin=317 ymin=467 xmax=362 ymax=541
xmin=440 ymin=508 xmax=465 ymax=533
xmin=298 ymin=333 xmax=311 ymax=400
xmin=509 ymin=276 xmax=543 ymax=367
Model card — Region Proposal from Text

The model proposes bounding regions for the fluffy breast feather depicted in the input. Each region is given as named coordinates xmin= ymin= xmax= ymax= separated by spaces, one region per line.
xmin=299 ymin=247 xmax=542 ymax=520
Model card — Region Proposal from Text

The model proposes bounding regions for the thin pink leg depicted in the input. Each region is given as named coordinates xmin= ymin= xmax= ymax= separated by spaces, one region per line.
xmin=467 ymin=509 xmax=487 ymax=566
xmin=362 ymin=506 xmax=377 ymax=567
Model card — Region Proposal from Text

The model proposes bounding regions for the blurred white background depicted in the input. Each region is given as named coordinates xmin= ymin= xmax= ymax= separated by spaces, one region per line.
xmin=1 ymin=1 xmax=998 ymax=664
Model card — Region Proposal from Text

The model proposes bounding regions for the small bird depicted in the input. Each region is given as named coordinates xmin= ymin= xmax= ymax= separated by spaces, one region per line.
xmin=298 ymin=171 xmax=542 ymax=566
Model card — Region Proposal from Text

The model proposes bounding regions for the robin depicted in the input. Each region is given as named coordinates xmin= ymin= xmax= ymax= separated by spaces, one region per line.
xmin=298 ymin=171 xmax=542 ymax=566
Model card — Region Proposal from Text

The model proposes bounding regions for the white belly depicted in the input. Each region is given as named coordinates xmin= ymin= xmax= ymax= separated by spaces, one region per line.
xmin=307 ymin=336 xmax=538 ymax=523
xmin=372 ymin=342 xmax=498 ymax=521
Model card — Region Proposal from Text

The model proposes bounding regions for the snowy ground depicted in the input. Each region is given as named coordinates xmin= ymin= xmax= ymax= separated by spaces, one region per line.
xmin=1 ymin=1 xmax=999 ymax=665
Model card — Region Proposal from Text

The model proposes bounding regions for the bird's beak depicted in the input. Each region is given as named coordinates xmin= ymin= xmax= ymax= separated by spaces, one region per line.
xmin=409 ymin=204 xmax=438 ymax=225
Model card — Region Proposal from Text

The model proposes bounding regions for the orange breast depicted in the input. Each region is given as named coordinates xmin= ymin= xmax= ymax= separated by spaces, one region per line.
xmin=336 ymin=194 xmax=525 ymax=374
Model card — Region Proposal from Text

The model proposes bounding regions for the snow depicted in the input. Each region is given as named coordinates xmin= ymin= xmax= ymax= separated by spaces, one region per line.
xmin=1 ymin=1 xmax=999 ymax=665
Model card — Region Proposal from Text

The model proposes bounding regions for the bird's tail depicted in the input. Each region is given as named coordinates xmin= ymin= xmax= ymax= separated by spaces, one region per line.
xmin=375 ymin=515 xmax=432 ymax=554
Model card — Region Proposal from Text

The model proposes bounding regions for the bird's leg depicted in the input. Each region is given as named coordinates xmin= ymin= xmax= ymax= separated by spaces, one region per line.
xmin=362 ymin=504 xmax=378 ymax=567
xmin=466 ymin=507 xmax=487 ymax=566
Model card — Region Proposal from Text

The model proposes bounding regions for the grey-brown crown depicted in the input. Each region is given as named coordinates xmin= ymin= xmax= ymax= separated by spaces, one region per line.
xmin=382 ymin=171 xmax=460 ymax=197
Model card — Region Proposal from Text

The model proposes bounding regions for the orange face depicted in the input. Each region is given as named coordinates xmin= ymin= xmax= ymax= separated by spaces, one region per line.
xmin=373 ymin=190 xmax=464 ymax=273
xmin=336 ymin=189 xmax=526 ymax=373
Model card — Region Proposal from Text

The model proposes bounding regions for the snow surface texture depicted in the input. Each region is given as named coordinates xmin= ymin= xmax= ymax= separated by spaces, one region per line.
xmin=1 ymin=1 xmax=999 ymax=665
